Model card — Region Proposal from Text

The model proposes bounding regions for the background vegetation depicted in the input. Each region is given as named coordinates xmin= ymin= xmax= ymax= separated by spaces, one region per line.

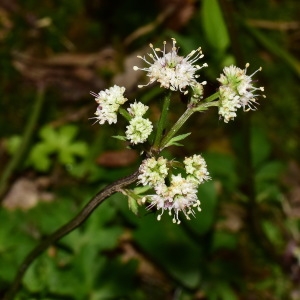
xmin=1 ymin=0 xmax=300 ymax=299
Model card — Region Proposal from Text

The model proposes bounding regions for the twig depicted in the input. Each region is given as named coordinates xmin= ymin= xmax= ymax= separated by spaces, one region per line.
xmin=124 ymin=5 xmax=176 ymax=46
xmin=3 ymin=169 xmax=140 ymax=300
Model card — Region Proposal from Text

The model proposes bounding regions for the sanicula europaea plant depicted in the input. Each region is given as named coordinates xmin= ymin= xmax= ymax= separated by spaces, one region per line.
xmin=91 ymin=38 xmax=265 ymax=224
xmin=3 ymin=38 xmax=265 ymax=300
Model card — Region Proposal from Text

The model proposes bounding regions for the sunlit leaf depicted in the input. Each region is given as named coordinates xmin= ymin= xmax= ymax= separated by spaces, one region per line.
xmin=201 ymin=0 xmax=230 ymax=52
xmin=164 ymin=132 xmax=191 ymax=147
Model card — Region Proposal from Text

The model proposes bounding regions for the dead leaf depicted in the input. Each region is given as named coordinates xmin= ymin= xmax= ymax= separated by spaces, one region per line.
xmin=96 ymin=149 xmax=138 ymax=167
xmin=216 ymin=202 xmax=245 ymax=232
xmin=2 ymin=177 xmax=53 ymax=210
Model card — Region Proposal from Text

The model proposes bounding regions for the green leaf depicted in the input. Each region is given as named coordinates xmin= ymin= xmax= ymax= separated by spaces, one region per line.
xmin=4 ymin=135 xmax=22 ymax=154
xmin=184 ymin=181 xmax=218 ymax=235
xmin=39 ymin=125 xmax=58 ymax=145
xmin=262 ymin=220 xmax=283 ymax=247
xmin=203 ymin=152 xmax=238 ymax=191
xmin=206 ymin=282 xmax=238 ymax=300
xmin=58 ymin=125 xmax=78 ymax=143
xmin=23 ymin=256 xmax=52 ymax=293
xmin=58 ymin=141 xmax=87 ymax=165
xmin=133 ymin=216 xmax=201 ymax=289
xmin=164 ymin=132 xmax=191 ymax=147
xmin=251 ymin=126 xmax=271 ymax=168
xmin=212 ymin=231 xmax=238 ymax=251
xmin=255 ymin=161 xmax=284 ymax=182
xmin=112 ymin=135 xmax=127 ymax=141
xmin=133 ymin=185 xmax=152 ymax=195
xmin=201 ymin=0 xmax=230 ymax=52
xmin=128 ymin=195 xmax=139 ymax=215
xmin=28 ymin=143 xmax=55 ymax=171
xmin=27 ymin=124 xmax=88 ymax=171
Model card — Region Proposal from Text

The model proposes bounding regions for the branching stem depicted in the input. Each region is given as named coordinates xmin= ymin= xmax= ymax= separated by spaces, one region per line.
xmin=3 ymin=169 xmax=140 ymax=300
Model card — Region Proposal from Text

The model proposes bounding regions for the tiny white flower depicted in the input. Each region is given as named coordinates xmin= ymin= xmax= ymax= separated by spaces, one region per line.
xmin=218 ymin=86 xmax=241 ymax=123
xmin=133 ymin=38 xmax=207 ymax=95
xmin=138 ymin=156 xmax=169 ymax=186
xmin=145 ymin=174 xmax=200 ymax=224
xmin=184 ymin=154 xmax=210 ymax=184
xmin=127 ymin=101 xmax=149 ymax=117
xmin=217 ymin=64 xmax=265 ymax=122
xmin=125 ymin=117 xmax=153 ymax=144
xmin=91 ymin=85 xmax=127 ymax=124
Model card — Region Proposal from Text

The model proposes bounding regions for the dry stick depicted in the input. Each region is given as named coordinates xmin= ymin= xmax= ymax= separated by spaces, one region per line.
xmin=124 ymin=5 xmax=176 ymax=46
xmin=3 ymin=169 xmax=140 ymax=300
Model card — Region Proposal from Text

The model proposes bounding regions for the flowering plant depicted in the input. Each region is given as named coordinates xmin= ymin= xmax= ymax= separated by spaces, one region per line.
xmin=91 ymin=38 xmax=265 ymax=224
xmin=3 ymin=38 xmax=266 ymax=300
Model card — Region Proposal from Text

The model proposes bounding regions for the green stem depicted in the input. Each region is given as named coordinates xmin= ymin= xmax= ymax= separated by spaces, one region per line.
xmin=160 ymin=107 xmax=194 ymax=150
xmin=0 ymin=86 xmax=45 ymax=199
xmin=160 ymin=97 xmax=220 ymax=150
xmin=203 ymin=91 xmax=220 ymax=103
xmin=153 ymin=91 xmax=171 ymax=150
xmin=119 ymin=107 xmax=131 ymax=121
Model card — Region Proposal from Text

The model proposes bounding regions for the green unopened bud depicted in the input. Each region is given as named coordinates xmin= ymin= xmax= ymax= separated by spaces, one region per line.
xmin=192 ymin=83 xmax=205 ymax=99
xmin=190 ymin=82 xmax=206 ymax=106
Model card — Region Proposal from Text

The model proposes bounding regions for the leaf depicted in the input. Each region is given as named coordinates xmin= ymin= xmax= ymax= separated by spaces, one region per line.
xmin=58 ymin=141 xmax=87 ymax=165
xmin=212 ymin=231 xmax=238 ymax=251
xmin=27 ymin=124 xmax=88 ymax=171
xmin=201 ymin=0 xmax=230 ymax=52
xmin=203 ymin=152 xmax=238 ymax=191
xmin=262 ymin=220 xmax=283 ymax=247
xmin=28 ymin=143 xmax=55 ymax=171
xmin=58 ymin=125 xmax=78 ymax=143
xmin=39 ymin=125 xmax=57 ymax=145
xmin=133 ymin=185 xmax=152 ymax=195
xmin=164 ymin=132 xmax=191 ymax=148
xmin=206 ymin=282 xmax=238 ymax=300
xmin=251 ymin=126 xmax=271 ymax=169
xmin=255 ymin=161 xmax=285 ymax=182
xmin=244 ymin=21 xmax=300 ymax=76
xmin=133 ymin=215 xmax=201 ymax=289
xmin=112 ymin=135 xmax=127 ymax=141
xmin=184 ymin=181 xmax=218 ymax=235
xmin=128 ymin=196 xmax=139 ymax=215
xmin=4 ymin=135 xmax=22 ymax=154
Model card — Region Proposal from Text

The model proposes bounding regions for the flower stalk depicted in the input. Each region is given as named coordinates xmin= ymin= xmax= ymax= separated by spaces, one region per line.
xmin=153 ymin=91 xmax=171 ymax=150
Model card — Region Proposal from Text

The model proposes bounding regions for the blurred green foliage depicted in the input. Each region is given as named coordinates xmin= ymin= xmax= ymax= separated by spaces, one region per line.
xmin=1 ymin=0 xmax=300 ymax=299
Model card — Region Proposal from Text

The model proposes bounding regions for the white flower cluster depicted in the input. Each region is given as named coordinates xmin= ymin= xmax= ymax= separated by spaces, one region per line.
xmin=127 ymin=101 xmax=148 ymax=117
xmin=125 ymin=101 xmax=153 ymax=144
xmin=138 ymin=156 xmax=169 ymax=186
xmin=91 ymin=85 xmax=127 ymax=124
xmin=133 ymin=38 xmax=207 ymax=95
xmin=217 ymin=64 xmax=265 ymax=123
xmin=184 ymin=154 xmax=210 ymax=184
xmin=138 ymin=154 xmax=210 ymax=224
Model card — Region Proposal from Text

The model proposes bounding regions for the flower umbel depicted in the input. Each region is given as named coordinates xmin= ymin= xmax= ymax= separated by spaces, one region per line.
xmin=91 ymin=85 xmax=127 ymax=124
xmin=139 ymin=155 xmax=210 ymax=224
xmin=88 ymin=39 xmax=265 ymax=226
xmin=217 ymin=64 xmax=265 ymax=122
xmin=133 ymin=38 xmax=207 ymax=94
